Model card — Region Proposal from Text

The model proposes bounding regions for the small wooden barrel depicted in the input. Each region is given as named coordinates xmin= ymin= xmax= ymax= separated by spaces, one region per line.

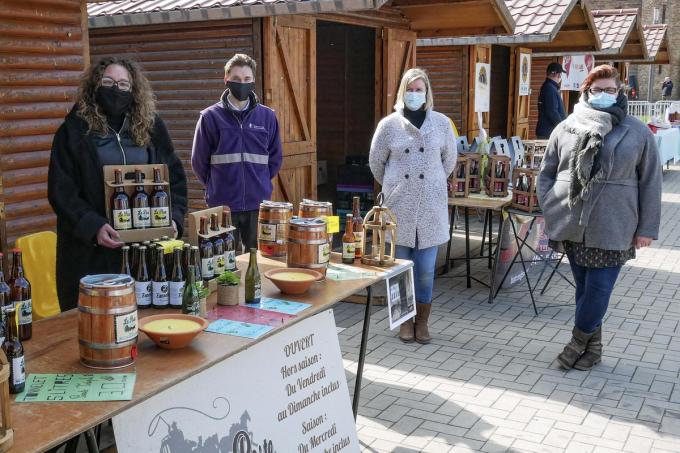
xmin=299 ymin=200 xmax=333 ymax=243
xmin=287 ymin=218 xmax=330 ymax=275
xmin=258 ymin=201 xmax=293 ymax=257
xmin=78 ymin=274 xmax=138 ymax=369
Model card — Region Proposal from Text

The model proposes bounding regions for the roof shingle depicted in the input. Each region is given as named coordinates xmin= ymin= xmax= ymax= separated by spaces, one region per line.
xmin=505 ymin=0 xmax=573 ymax=36
xmin=643 ymin=24 xmax=667 ymax=58
xmin=591 ymin=9 xmax=638 ymax=52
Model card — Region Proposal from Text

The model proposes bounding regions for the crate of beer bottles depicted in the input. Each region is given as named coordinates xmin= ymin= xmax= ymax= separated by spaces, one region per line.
xmin=104 ymin=164 xmax=175 ymax=243
xmin=448 ymin=155 xmax=468 ymax=198
xmin=511 ymin=168 xmax=541 ymax=213
xmin=485 ymin=155 xmax=511 ymax=197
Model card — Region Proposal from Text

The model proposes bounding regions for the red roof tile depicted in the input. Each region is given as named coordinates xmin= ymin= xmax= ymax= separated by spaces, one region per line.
xmin=643 ymin=24 xmax=668 ymax=58
xmin=505 ymin=0 xmax=573 ymax=36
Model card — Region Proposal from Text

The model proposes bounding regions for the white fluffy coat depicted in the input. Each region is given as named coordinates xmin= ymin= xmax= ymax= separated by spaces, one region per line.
xmin=369 ymin=109 xmax=457 ymax=249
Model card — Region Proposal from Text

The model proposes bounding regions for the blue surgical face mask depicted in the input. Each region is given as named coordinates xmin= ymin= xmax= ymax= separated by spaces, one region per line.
xmin=589 ymin=92 xmax=617 ymax=109
xmin=404 ymin=91 xmax=426 ymax=111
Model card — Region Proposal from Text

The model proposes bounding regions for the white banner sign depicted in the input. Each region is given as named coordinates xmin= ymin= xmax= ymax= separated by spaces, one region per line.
xmin=475 ymin=63 xmax=491 ymax=113
xmin=387 ymin=268 xmax=416 ymax=330
xmin=519 ymin=53 xmax=531 ymax=96
xmin=113 ymin=310 xmax=358 ymax=453
xmin=561 ymin=55 xmax=595 ymax=91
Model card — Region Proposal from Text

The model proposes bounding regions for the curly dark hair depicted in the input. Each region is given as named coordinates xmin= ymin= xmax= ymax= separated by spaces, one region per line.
xmin=76 ymin=57 xmax=156 ymax=146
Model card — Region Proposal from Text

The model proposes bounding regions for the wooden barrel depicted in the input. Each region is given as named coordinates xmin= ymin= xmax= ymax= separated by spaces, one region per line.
xmin=258 ymin=201 xmax=293 ymax=257
xmin=287 ymin=218 xmax=330 ymax=275
xmin=78 ymin=274 xmax=138 ymax=369
xmin=298 ymin=200 xmax=334 ymax=244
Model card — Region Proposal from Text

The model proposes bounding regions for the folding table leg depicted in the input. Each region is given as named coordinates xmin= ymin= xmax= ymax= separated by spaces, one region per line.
xmin=480 ymin=209 xmax=488 ymax=255
xmin=509 ymin=218 xmax=538 ymax=315
xmin=353 ymin=285 xmax=373 ymax=419
xmin=488 ymin=211 xmax=493 ymax=269
xmin=465 ymin=207 xmax=471 ymax=288
xmin=445 ymin=206 xmax=456 ymax=274
xmin=84 ymin=429 xmax=99 ymax=453
xmin=541 ymin=253 xmax=572 ymax=295
xmin=488 ymin=211 xmax=505 ymax=304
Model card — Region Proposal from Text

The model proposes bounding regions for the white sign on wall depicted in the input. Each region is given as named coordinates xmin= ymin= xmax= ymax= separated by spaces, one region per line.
xmin=475 ymin=63 xmax=491 ymax=113
xmin=519 ymin=53 xmax=531 ymax=96
xmin=113 ymin=310 xmax=358 ymax=453
xmin=561 ymin=55 xmax=595 ymax=91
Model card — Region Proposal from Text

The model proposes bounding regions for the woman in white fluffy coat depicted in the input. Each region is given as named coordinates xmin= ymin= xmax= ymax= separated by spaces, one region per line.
xmin=369 ymin=68 xmax=458 ymax=344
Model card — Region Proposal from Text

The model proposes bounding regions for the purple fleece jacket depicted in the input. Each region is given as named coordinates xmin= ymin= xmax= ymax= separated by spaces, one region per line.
xmin=191 ymin=91 xmax=283 ymax=212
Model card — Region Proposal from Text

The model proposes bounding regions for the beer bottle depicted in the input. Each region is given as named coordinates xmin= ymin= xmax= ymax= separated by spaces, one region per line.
xmin=244 ymin=248 xmax=261 ymax=305
xmin=211 ymin=214 xmax=226 ymax=277
xmin=135 ymin=246 xmax=152 ymax=309
xmin=182 ymin=243 xmax=191 ymax=277
xmin=169 ymin=248 xmax=185 ymax=309
xmin=10 ymin=250 xmax=31 ymax=341
xmin=152 ymin=248 xmax=169 ymax=309
xmin=2 ymin=307 xmax=25 ymax=394
xmin=132 ymin=168 xmax=151 ymax=229
xmin=352 ymin=197 xmax=364 ymax=259
xmin=181 ymin=265 xmax=200 ymax=316
xmin=120 ymin=245 xmax=132 ymax=276
xmin=130 ymin=243 xmax=140 ymax=276
xmin=0 ymin=254 xmax=11 ymax=344
xmin=111 ymin=168 xmax=132 ymax=230
xmin=147 ymin=243 xmax=157 ymax=277
xmin=222 ymin=210 xmax=236 ymax=271
xmin=198 ymin=216 xmax=214 ymax=282
xmin=190 ymin=246 xmax=203 ymax=286
xmin=342 ymin=214 xmax=356 ymax=264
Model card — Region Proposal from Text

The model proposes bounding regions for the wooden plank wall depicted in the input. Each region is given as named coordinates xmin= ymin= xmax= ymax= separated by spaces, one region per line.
xmin=528 ymin=56 xmax=559 ymax=139
xmin=89 ymin=19 xmax=258 ymax=213
xmin=0 ymin=0 xmax=87 ymax=251
xmin=417 ymin=45 xmax=467 ymax=134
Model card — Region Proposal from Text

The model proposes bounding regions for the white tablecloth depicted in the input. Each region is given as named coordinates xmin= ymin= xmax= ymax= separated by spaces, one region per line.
xmin=655 ymin=127 xmax=680 ymax=166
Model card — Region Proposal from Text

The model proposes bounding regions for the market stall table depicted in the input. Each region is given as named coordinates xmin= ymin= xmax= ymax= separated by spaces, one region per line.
xmin=655 ymin=127 xmax=680 ymax=168
xmin=9 ymin=253 xmax=411 ymax=453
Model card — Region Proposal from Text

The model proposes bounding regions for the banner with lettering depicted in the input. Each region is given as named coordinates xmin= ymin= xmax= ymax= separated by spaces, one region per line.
xmin=561 ymin=55 xmax=595 ymax=91
xmin=112 ymin=310 xmax=358 ymax=453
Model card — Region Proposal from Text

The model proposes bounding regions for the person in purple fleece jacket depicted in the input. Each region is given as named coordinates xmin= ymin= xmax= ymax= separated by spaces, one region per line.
xmin=191 ymin=54 xmax=283 ymax=250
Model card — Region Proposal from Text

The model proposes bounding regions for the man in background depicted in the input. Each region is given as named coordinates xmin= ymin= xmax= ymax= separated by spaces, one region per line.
xmin=662 ymin=77 xmax=673 ymax=100
xmin=536 ymin=62 xmax=567 ymax=139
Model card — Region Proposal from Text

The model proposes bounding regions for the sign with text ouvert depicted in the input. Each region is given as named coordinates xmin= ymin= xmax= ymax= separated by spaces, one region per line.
xmin=112 ymin=310 xmax=358 ymax=453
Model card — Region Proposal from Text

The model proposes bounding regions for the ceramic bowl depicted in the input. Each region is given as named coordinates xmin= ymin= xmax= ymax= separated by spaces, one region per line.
xmin=138 ymin=314 xmax=209 ymax=350
xmin=263 ymin=268 xmax=322 ymax=295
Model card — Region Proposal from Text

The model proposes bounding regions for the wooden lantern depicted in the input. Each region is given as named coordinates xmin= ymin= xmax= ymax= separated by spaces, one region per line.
xmin=448 ymin=155 xmax=468 ymax=198
xmin=360 ymin=193 xmax=397 ymax=267
xmin=485 ymin=155 xmax=511 ymax=197
xmin=0 ymin=351 xmax=13 ymax=452
xmin=511 ymin=168 xmax=541 ymax=213
xmin=465 ymin=153 xmax=482 ymax=193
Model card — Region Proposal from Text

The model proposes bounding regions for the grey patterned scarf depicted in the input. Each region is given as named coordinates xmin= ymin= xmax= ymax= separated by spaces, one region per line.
xmin=563 ymin=92 xmax=627 ymax=207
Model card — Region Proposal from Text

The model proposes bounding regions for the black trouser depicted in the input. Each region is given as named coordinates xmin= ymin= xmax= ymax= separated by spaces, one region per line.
xmin=232 ymin=210 xmax=259 ymax=252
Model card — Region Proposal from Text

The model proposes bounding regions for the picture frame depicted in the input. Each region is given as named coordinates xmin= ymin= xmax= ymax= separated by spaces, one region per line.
xmin=386 ymin=268 xmax=416 ymax=330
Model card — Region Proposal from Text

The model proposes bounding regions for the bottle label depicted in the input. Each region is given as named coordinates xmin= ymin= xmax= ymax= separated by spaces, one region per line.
xmin=318 ymin=243 xmax=330 ymax=264
xmin=342 ymin=242 xmax=356 ymax=260
xmin=133 ymin=207 xmax=151 ymax=228
xmin=114 ymin=311 xmax=138 ymax=344
xmin=169 ymin=281 xmax=185 ymax=307
xmin=152 ymin=282 xmax=169 ymax=307
xmin=276 ymin=224 xmax=287 ymax=244
xmin=150 ymin=207 xmax=170 ymax=227
xmin=201 ymin=257 xmax=215 ymax=279
xmin=258 ymin=223 xmax=277 ymax=242
xmin=16 ymin=300 xmax=31 ymax=326
xmin=225 ymin=251 xmax=236 ymax=270
xmin=254 ymin=283 xmax=261 ymax=301
xmin=135 ymin=281 xmax=152 ymax=307
xmin=113 ymin=209 xmax=133 ymax=230
xmin=354 ymin=231 xmax=364 ymax=250
xmin=214 ymin=254 xmax=226 ymax=276
xmin=12 ymin=356 xmax=25 ymax=387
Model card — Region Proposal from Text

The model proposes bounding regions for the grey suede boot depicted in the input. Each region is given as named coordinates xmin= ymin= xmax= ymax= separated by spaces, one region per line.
xmin=573 ymin=326 xmax=602 ymax=371
xmin=399 ymin=318 xmax=415 ymax=343
xmin=556 ymin=327 xmax=594 ymax=369
xmin=414 ymin=303 xmax=432 ymax=344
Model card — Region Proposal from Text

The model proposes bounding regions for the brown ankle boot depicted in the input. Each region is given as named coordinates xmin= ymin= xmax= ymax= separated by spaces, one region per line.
xmin=414 ymin=303 xmax=432 ymax=344
xmin=557 ymin=327 xmax=593 ymax=369
xmin=574 ymin=326 xmax=602 ymax=371
xmin=399 ymin=318 xmax=415 ymax=343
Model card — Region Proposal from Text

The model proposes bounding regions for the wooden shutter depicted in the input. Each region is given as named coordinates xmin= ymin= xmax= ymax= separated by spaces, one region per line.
xmin=511 ymin=47 xmax=532 ymax=139
xmin=382 ymin=28 xmax=416 ymax=116
xmin=263 ymin=16 xmax=317 ymax=209
xmin=467 ymin=44 xmax=491 ymax=139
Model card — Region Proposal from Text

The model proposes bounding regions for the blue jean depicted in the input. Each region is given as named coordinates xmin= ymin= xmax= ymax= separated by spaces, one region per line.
xmin=395 ymin=243 xmax=438 ymax=305
xmin=567 ymin=254 xmax=622 ymax=333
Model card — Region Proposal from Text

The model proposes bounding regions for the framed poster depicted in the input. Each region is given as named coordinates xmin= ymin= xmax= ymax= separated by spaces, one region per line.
xmin=561 ymin=55 xmax=595 ymax=91
xmin=386 ymin=268 xmax=416 ymax=330
xmin=475 ymin=63 xmax=491 ymax=113
xmin=519 ymin=52 xmax=531 ymax=96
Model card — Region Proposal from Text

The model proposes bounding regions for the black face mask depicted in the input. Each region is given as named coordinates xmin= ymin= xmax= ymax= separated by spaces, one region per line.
xmin=96 ymin=85 xmax=132 ymax=118
xmin=227 ymin=81 xmax=255 ymax=102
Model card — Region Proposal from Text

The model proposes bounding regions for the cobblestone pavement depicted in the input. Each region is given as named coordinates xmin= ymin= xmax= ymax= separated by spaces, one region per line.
xmin=334 ymin=166 xmax=680 ymax=453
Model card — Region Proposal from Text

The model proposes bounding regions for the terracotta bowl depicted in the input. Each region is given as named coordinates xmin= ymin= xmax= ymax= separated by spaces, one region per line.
xmin=138 ymin=314 xmax=209 ymax=350
xmin=263 ymin=268 xmax=323 ymax=295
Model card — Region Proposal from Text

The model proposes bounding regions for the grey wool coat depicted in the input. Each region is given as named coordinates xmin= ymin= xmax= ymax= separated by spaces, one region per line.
xmin=369 ymin=109 xmax=458 ymax=249
xmin=537 ymin=115 xmax=662 ymax=250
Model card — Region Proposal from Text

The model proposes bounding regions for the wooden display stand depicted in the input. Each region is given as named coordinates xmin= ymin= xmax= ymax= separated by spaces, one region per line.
xmin=0 ymin=351 xmax=13 ymax=452
xmin=511 ymin=168 xmax=541 ymax=213
xmin=103 ymin=164 xmax=175 ymax=243
xmin=188 ymin=206 xmax=236 ymax=293
xmin=485 ymin=155 xmax=510 ymax=197
xmin=524 ymin=140 xmax=548 ymax=169
xmin=466 ymin=153 xmax=482 ymax=193
xmin=449 ymin=155 xmax=468 ymax=198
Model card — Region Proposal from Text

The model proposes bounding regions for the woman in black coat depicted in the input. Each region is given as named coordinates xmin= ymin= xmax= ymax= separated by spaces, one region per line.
xmin=48 ymin=57 xmax=187 ymax=312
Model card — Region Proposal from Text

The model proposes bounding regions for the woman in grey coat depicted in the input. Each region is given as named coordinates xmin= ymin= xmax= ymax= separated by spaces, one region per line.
xmin=370 ymin=68 xmax=458 ymax=344
xmin=537 ymin=65 xmax=662 ymax=370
